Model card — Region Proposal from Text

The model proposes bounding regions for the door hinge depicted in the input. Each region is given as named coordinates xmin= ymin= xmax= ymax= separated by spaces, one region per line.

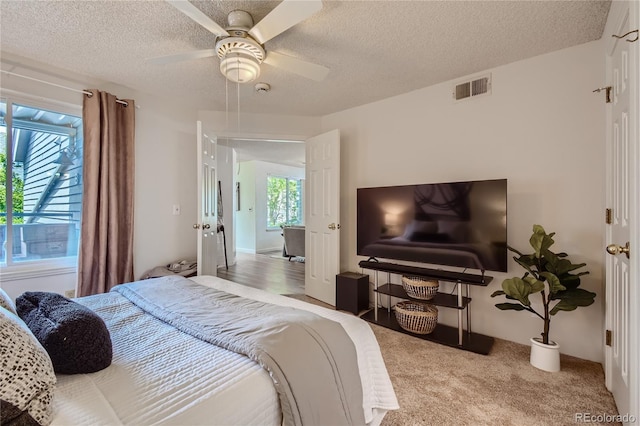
xmin=593 ymin=86 xmax=612 ymax=103
xmin=606 ymin=329 xmax=612 ymax=346
xmin=606 ymin=208 xmax=613 ymax=224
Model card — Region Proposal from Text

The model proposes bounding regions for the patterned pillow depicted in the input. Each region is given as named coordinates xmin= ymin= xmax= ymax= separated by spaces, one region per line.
xmin=0 ymin=306 xmax=56 ymax=426
xmin=0 ymin=288 xmax=17 ymax=315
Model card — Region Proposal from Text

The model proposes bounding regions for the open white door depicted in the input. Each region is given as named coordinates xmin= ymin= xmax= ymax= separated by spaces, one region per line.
xmin=196 ymin=120 xmax=217 ymax=276
xmin=305 ymin=129 xmax=340 ymax=305
xmin=604 ymin=0 xmax=639 ymax=421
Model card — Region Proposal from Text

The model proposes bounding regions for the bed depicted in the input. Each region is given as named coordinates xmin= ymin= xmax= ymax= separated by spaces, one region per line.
xmin=2 ymin=275 xmax=398 ymax=426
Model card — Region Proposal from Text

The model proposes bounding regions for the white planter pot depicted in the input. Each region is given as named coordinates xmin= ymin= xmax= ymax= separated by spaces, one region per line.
xmin=530 ymin=337 xmax=560 ymax=372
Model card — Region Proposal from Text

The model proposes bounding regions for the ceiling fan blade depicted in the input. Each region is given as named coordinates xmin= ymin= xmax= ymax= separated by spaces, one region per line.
xmin=166 ymin=0 xmax=229 ymax=37
xmin=249 ymin=0 xmax=322 ymax=45
xmin=147 ymin=49 xmax=217 ymax=65
xmin=263 ymin=51 xmax=329 ymax=81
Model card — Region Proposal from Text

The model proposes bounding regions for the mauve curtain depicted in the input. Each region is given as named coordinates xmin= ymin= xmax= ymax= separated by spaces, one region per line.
xmin=77 ymin=89 xmax=135 ymax=297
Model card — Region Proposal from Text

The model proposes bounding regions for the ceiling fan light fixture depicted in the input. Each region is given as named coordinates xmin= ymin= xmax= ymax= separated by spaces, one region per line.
xmin=220 ymin=52 xmax=261 ymax=83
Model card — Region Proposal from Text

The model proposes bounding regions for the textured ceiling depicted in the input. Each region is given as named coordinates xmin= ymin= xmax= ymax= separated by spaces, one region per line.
xmin=1 ymin=0 xmax=611 ymax=118
xmin=0 ymin=1 xmax=611 ymax=167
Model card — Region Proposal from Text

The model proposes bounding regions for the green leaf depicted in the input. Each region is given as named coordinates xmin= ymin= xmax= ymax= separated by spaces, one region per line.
xmin=523 ymin=276 xmax=545 ymax=293
xmin=550 ymin=258 xmax=587 ymax=276
xmin=490 ymin=290 xmax=506 ymax=298
xmin=514 ymin=255 xmax=537 ymax=276
xmin=539 ymin=272 xmax=565 ymax=294
xmin=514 ymin=253 xmax=537 ymax=266
xmin=501 ymin=277 xmax=538 ymax=306
xmin=549 ymin=300 xmax=578 ymax=315
xmin=549 ymin=288 xmax=596 ymax=315
xmin=507 ymin=245 xmax=524 ymax=256
xmin=495 ymin=303 xmax=527 ymax=311
xmin=553 ymin=288 xmax=597 ymax=302
xmin=529 ymin=225 xmax=555 ymax=258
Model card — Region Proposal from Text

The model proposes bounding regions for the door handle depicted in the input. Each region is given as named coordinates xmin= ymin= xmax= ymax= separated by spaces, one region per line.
xmin=193 ymin=223 xmax=211 ymax=230
xmin=606 ymin=242 xmax=630 ymax=259
xmin=328 ymin=223 xmax=341 ymax=230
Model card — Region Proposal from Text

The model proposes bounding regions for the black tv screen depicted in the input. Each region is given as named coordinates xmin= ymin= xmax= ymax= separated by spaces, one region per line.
xmin=357 ymin=179 xmax=507 ymax=272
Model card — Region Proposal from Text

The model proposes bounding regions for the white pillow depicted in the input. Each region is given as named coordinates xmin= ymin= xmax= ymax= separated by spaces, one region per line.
xmin=0 ymin=306 xmax=56 ymax=426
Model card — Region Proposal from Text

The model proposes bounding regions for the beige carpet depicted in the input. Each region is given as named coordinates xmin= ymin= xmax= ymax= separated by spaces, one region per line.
xmin=372 ymin=324 xmax=619 ymax=426
xmin=282 ymin=294 xmax=619 ymax=425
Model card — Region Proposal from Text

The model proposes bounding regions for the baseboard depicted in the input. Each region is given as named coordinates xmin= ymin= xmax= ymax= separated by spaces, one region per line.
xmin=236 ymin=248 xmax=256 ymax=254
xmin=257 ymin=247 xmax=282 ymax=254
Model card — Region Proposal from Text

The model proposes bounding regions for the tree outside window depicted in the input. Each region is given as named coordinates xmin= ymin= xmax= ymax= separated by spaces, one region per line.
xmin=267 ymin=176 xmax=303 ymax=228
xmin=0 ymin=150 xmax=25 ymax=225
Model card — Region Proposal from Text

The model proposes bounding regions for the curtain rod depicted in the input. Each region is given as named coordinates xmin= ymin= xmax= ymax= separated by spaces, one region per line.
xmin=1 ymin=69 xmax=132 ymax=107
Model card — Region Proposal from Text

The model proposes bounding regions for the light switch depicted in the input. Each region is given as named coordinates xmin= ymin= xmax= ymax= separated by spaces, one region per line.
xmin=172 ymin=204 xmax=181 ymax=215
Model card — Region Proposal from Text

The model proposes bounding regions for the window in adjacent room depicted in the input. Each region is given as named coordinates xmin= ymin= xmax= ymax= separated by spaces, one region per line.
xmin=0 ymin=99 xmax=83 ymax=267
xmin=266 ymin=175 xmax=303 ymax=229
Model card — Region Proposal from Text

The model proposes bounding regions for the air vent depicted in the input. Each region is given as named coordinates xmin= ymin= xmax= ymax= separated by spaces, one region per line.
xmin=453 ymin=74 xmax=491 ymax=101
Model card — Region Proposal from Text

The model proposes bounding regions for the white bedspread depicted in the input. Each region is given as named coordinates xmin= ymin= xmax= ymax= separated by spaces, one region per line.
xmin=50 ymin=276 xmax=398 ymax=426
xmin=191 ymin=275 xmax=399 ymax=425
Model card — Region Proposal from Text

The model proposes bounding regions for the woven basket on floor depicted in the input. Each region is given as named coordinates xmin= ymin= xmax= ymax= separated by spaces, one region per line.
xmin=401 ymin=276 xmax=439 ymax=300
xmin=394 ymin=301 xmax=438 ymax=334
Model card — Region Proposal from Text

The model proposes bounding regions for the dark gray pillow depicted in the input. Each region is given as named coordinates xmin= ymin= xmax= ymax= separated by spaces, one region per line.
xmin=16 ymin=292 xmax=112 ymax=374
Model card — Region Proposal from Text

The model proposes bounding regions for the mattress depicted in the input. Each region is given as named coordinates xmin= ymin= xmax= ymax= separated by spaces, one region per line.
xmin=50 ymin=276 xmax=398 ymax=426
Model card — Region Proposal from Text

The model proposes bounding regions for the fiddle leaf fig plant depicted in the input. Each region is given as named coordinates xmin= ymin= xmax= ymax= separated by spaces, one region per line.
xmin=491 ymin=225 xmax=596 ymax=345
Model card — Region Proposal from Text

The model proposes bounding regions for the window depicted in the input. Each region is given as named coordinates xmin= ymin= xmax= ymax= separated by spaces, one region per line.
xmin=0 ymin=99 xmax=83 ymax=267
xmin=266 ymin=176 xmax=303 ymax=229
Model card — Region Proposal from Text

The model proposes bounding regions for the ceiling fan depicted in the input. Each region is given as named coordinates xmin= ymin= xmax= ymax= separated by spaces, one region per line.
xmin=150 ymin=0 xmax=330 ymax=84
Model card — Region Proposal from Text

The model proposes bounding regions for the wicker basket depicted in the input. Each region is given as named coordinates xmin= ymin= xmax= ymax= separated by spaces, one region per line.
xmin=401 ymin=276 xmax=439 ymax=300
xmin=394 ymin=301 xmax=438 ymax=334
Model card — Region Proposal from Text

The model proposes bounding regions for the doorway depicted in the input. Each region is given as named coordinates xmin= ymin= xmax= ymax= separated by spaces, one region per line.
xmin=218 ymin=137 xmax=306 ymax=263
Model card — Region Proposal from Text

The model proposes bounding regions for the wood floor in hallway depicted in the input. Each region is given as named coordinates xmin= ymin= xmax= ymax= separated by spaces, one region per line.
xmin=216 ymin=251 xmax=305 ymax=295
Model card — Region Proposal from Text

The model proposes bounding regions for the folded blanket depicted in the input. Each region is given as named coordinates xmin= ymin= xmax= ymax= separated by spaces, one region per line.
xmin=16 ymin=292 xmax=112 ymax=374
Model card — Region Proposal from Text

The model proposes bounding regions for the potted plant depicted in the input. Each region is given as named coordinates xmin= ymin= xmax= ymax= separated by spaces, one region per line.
xmin=491 ymin=224 xmax=596 ymax=372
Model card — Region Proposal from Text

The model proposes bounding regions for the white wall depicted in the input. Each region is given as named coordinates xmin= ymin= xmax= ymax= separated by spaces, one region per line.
xmin=197 ymin=110 xmax=321 ymax=142
xmin=1 ymin=54 xmax=198 ymax=300
xmin=236 ymin=161 xmax=256 ymax=252
xmin=322 ymin=41 xmax=606 ymax=362
xmin=117 ymin=87 xmax=198 ymax=278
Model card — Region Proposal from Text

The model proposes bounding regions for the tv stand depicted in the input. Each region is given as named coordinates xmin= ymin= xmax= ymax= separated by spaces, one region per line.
xmin=358 ymin=260 xmax=494 ymax=355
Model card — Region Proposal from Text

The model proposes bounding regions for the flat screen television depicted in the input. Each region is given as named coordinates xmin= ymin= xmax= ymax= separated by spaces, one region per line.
xmin=357 ymin=179 xmax=507 ymax=272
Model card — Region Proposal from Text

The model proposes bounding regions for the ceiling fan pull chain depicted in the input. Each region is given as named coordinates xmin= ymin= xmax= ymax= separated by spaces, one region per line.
xmin=225 ymin=74 xmax=229 ymax=131
xmin=237 ymin=54 xmax=241 ymax=130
